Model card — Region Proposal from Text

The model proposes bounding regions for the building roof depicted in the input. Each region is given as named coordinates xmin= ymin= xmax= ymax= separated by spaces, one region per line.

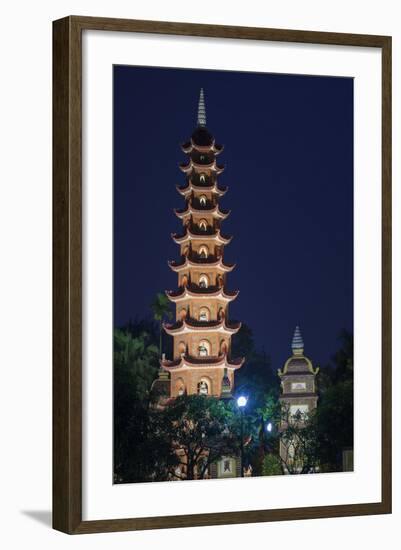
xmin=165 ymin=285 xmax=239 ymax=302
xmin=163 ymin=317 xmax=241 ymax=336
xmin=179 ymin=158 xmax=225 ymax=175
xmin=171 ymin=226 xmax=232 ymax=245
xmin=176 ymin=181 xmax=228 ymax=197
xmin=168 ymin=256 xmax=235 ymax=273
xmin=161 ymin=353 xmax=244 ymax=371
xmin=174 ymin=203 xmax=230 ymax=221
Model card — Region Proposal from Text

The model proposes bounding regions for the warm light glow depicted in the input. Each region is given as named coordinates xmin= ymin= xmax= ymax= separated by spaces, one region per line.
xmin=237 ymin=396 xmax=247 ymax=408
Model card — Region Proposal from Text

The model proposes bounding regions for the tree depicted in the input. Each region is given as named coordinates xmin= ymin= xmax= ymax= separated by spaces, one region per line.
xmin=262 ymin=454 xmax=282 ymax=476
xmin=279 ymin=408 xmax=320 ymax=474
xmin=158 ymin=395 xmax=239 ymax=480
xmin=114 ymin=327 xmax=177 ymax=482
xmin=316 ymin=330 xmax=354 ymax=471
xmin=151 ymin=292 xmax=173 ymax=358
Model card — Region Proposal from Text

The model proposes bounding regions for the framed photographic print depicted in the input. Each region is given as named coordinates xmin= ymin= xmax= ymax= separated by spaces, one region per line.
xmin=53 ymin=16 xmax=392 ymax=534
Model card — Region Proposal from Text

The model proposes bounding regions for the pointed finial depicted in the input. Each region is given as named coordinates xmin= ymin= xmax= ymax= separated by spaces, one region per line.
xmin=197 ymin=88 xmax=207 ymax=127
xmin=291 ymin=326 xmax=304 ymax=356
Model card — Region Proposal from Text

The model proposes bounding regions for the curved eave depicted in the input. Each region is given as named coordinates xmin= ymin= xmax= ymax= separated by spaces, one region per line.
xmin=278 ymin=357 xmax=319 ymax=377
xmin=161 ymin=354 xmax=244 ymax=371
xmin=179 ymin=160 xmax=225 ymax=174
xmin=171 ymin=229 xmax=233 ymax=245
xmin=174 ymin=205 xmax=230 ymax=220
xmin=181 ymin=138 xmax=219 ymax=155
xmin=168 ymin=258 xmax=236 ymax=273
xmin=165 ymin=287 xmax=239 ymax=303
xmin=176 ymin=183 xmax=228 ymax=197
xmin=163 ymin=319 xmax=241 ymax=336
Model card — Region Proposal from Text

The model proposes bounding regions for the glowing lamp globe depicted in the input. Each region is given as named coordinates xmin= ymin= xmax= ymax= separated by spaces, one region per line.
xmin=237 ymin=396 xmax=247 ymax=408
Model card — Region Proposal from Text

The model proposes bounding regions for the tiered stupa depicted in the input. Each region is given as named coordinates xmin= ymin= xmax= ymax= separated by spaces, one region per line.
xmin=160 ymin=89 xmax=245 ymax=398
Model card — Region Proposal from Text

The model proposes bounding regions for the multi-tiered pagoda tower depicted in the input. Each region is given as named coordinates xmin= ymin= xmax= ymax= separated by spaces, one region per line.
xmin=160 ymin=89 xmax=244 ymax=398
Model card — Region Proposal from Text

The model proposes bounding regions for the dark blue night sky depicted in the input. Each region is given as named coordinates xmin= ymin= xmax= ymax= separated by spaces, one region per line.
xmin=113 ymin=65 xmax=353 ymax=370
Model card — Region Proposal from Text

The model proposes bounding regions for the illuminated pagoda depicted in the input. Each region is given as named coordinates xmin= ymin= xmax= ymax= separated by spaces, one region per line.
xmin=160 ymin=89 xmax=245 ymax=400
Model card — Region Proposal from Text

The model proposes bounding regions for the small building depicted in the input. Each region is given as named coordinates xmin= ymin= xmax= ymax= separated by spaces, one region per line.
xmin=278 ymin=326 xmax=319 ymax=471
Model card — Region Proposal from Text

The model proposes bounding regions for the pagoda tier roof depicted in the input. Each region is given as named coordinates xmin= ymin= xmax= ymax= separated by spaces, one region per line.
xmin=179 ymin=159 xmax=225 ymax=175
xmin=171 ymin=227 xmax=232 ymax=245
xmin=174 ymin=203 xmax=230 ymax=221
xmin=168 ymin=256 xmax=235 ymax=273
xmin=163 ymin=317 xmax=241 ymax=336
xmin=161 ymin=353 xmax=244 ymax=372
xmin=182 ymin=129 xmax=223 ymax=152
xmin=166 ymin=285 xmax=239 ymax=303
xmin=278 ymin=356 xmax=319 ymax=377
xmin=181 ymin=140 xmax=224 ymax=155
xmin=176 ymin=181 xmax=228 ymax=197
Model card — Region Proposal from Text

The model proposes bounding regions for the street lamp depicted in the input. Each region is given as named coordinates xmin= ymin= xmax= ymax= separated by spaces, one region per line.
xmin=266 ymin=422 xmax=273 ymax=433
xmin=237 ymin=396 xmax=247 ymax=477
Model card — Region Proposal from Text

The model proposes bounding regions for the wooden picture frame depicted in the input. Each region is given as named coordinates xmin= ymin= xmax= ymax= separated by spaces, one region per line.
xmin=53 ymin=15 xmax=392 ymax=534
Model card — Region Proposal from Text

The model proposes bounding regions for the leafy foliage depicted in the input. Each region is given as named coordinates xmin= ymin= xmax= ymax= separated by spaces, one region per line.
xmin=157 ymin=394 xmax=239 ymax=480
xmin=113 ymin=324 xmax=177 ymax=482
xmin=315 ymin=330 xmax=354 ymax=471
xmin=262 ymin=454 xmax=283 ymax=476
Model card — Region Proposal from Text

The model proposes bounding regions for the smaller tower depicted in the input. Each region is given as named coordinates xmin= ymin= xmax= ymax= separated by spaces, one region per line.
xmin=278 ymin=326 xmax=319 ymax=468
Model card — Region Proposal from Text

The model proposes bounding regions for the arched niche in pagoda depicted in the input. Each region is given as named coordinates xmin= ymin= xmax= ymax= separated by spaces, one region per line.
xmin=220 ymin=339 xmax=228 ymax=355
xmin=175 ymin=377 xmax=186 ymax=396
xmin=179 ymin=308 xmax=187 ymax=321
xmin=199 ymin=219 xmax=208 ymax=231
xmin=197 ymin=376 xmax=212 ymax=395
xmin=178 ymin=341 xmax=186 ymax=355
xmin=199 ymin=245 xmax=209 ymax=258
xmin=181 ymin=273 xmax=189 ymax=287
xmin=199 ymin=306 xmax=210 ymax=321
xmin=199 ymin=273 xmax=209 ymax=288
xmin=198 ymin=339 xmax=211 ymax=356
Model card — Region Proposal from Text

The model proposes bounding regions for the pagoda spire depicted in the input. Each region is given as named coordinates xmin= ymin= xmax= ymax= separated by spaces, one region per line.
xmin=197 ymin=88 xmax=207 ymax=127
xmin=291 ymin=325 xmax=304 ymax=356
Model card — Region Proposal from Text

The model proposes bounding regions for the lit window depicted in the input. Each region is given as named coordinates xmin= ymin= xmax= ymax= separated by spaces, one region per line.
xmin=199 ymin=195 xmax=207 ymax=206
xmin=291 ymin=382 xmax=306 ymax=391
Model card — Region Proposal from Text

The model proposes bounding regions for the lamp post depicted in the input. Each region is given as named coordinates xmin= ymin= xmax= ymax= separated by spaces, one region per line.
xmin=237 ymin=396 xmax=247 ymax=477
